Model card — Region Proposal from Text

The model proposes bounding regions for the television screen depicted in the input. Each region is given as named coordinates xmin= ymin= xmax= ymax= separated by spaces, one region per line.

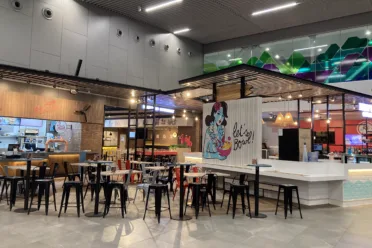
xmin=129 ymin=131 xmax=135 ymax=139
xmin=20 ymin=118 xmax=43 ymax=127
xmin=313 ymin=144 xmax=323 ymax=151
xmin=345 ymin=134 xmax=363 ymax=145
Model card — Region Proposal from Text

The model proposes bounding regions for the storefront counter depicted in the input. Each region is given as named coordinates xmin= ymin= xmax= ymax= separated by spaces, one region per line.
xmin=184 ymin=152 xmax=372 ymax=207
xmin=0 ymin=151 xmax=97 ymax=176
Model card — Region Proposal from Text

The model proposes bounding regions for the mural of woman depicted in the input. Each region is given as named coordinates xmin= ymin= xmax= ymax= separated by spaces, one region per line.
xmin=203 ymin=102 xmax=232 ymax=160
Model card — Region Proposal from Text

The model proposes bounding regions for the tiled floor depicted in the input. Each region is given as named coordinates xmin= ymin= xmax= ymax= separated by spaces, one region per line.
xmin=0 ymin=184 xmax=372 ymax=248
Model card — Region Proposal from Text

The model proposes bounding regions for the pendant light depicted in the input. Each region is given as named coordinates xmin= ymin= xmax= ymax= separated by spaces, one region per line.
xmin=275 ymin=113 xmax=284 ymax=125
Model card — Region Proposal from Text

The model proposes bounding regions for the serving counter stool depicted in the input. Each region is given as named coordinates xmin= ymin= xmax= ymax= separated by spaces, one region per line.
xmin=226 ymin=183 xmax=252 ymax=219
xmin=58 ymin=181 xmax=85 ymax=217
xmin=275 ymin=184 xmax=303 ymax=219
xmin=143 ymin=184 xmax=172 ymax=223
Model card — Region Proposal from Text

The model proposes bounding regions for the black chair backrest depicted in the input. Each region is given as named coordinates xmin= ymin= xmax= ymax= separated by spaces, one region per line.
xmin=63 ymin=162 xmax=69 ymax=176
xmin=38 ymin=164 xmax=47 ymax=179
xmin=51 ymin=163 xmax=59 ymax=178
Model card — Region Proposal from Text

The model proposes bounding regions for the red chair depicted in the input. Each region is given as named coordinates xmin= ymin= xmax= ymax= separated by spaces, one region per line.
xmin=173 ymin=168 xmax=188 ymax=201
xmin=192 ymin=167 xmax=200 ymax=183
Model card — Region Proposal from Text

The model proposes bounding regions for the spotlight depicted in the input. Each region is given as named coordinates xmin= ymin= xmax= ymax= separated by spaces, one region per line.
xmin=183 ymin=109 xmax=186 ymax=113
xmin=182 ymin=113 xmax=186 ymax=117
xmin=70 ymin=89 xmax=78 ymax=95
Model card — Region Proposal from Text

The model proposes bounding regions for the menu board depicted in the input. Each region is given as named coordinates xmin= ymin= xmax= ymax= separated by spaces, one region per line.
xmin=0 ymin=117 xmax=21 ymax=125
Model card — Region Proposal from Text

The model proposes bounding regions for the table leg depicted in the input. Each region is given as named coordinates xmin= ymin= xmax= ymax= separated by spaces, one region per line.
xmin=251 ymin=167 xmax=267 ymax=218
xmin=172 ymin=165 xmax=191 ymax=221
xmin=86 ymin=163 xmax=103 ymax=217
xmin=79 ymin=166 xmax=84 ymax=184
xmin=14 ymin=160 xmax=36 ymax=213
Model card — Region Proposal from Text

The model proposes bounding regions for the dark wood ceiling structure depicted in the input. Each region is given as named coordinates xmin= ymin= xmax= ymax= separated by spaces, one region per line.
xmin=179 ymin=64 xmax=372 ymax=105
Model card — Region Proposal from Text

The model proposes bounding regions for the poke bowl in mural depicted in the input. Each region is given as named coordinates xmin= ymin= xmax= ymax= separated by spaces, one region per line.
xmin=216 ymin=137 xmax=232 ymax=157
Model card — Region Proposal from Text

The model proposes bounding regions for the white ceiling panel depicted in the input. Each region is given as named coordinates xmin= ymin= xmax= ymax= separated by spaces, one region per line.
xmin=80 ymin=0 xmax=372 ymax=44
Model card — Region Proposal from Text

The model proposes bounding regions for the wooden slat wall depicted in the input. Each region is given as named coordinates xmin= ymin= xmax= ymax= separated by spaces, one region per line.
xmin=0 ymin=80 xmax=127 ymax=124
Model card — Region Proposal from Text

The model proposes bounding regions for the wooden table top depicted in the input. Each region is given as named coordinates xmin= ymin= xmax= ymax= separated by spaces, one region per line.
xmin=184 ymin=172 xmax=206 ymax=178
xmin=94 ymin=170 xmax=142 ymax=176
xmin=144 ymin=166 xmax=167 ymax=171
xmin=8 ymin=166 xmax=50 ymax=171
xmin=130 ymin=161 xmax=155 ymax=165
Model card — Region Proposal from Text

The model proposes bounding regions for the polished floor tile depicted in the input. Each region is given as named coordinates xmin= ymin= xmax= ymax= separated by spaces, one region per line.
xmin=1 ymin=184 xmax=372 ymax=248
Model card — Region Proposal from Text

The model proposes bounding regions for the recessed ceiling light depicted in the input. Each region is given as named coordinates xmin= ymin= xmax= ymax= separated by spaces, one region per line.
xmin=366 ymin=30 xmax=371 ymax=36
xmin=265 ymin=48 xmax=270 ymax=51
xmin=252 ymin=2 xmax=298 ymax=16
xmin=275 ymin=54 xmax=280 ymax=59
xmin=173 ymin=28 xmax=190 ymax=34
xmin=318 ymin=48 xmax=322 ymax=52
xmin=145 ymin=0 xmax=182 ymax=12
xmin=227 ymin=54 xmax=231 ymax=57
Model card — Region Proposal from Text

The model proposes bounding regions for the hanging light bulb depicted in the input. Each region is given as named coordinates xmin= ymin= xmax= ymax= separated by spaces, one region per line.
xmin=287 ymin=94 xmax=292 ymax=99
xmin=183 ymin=109 xmax=186 ymax=113
xmin=195 ymin=116 xmax=198 ymax=121
xmin=298 ymin=93 xmax=303 ymax=98
xmin=326 ymin=119 xmax=331 ymax=124
xmin=307 ymin=117 xmax=312 ymax=122
xmin=294 ymin=121 xmax=298 ymax=126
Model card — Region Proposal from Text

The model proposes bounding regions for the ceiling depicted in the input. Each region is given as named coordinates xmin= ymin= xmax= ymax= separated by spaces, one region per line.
xmin=80 ymin=0 xmax=372 ymax=44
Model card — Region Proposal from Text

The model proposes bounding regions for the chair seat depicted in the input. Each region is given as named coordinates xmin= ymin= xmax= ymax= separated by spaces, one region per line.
xmin=280 ymin=184 xmax=297 ymax=188
xmin=35 ymin=179 xmax=53 ymax=183
xmin=6 ymin=176 xmax=24 ymax=180
xmin=149 ymin=183 xmax=168 ymax=188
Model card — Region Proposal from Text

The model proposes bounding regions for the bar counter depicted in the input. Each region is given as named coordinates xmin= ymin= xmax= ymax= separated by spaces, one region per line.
xmin=0 ymin=151 xmax=97 ymax=176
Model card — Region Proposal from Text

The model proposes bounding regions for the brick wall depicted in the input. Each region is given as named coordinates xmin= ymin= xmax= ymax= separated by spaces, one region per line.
xmin=81 ymin=123 xmax=104 ymax=154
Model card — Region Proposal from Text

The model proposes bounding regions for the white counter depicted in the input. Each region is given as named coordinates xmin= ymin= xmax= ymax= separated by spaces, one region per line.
xmin=184 ymin=152 xmax=372 ymax=207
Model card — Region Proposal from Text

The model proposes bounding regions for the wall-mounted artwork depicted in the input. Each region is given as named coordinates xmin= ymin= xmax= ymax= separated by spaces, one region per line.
xmin=202 ymin=98 xmax=262 ymax=167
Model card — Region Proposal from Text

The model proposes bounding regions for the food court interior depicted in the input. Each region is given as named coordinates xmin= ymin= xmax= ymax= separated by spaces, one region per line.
xmin=1 ymin=1 xmax=372 ymax=248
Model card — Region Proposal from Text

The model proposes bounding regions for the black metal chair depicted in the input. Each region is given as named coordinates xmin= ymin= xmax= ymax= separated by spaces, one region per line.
xmin=63 ymin=162 xmax=80 ymax=183
xmin=58 ymin=181 xmax=85 ymax=218
xmin=226 ymin=183 xmax=252 ymax=219
xmin=103 ymin=170 xmax=132 ymax=218
xmin=28 ymin=165 xmax=57 ymax=215
xmin=184 ymin=182 xmax=213 ymax=219
xmin=143 ymin=183 xmax=172 ymax=223
xmin=275 ymin=184 xmax=303 ymax=219
xmin=84 ymin=167 xmax=105 ymax=201
xmin=0 ymin=165 xmax=24 ymax=210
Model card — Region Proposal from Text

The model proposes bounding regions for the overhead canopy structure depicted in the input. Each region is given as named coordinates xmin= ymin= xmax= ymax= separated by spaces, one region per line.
xmin=179 ymin=64 xmax=372 ymax=105
xmin=0 ymin=63 xmax=202 ymax=112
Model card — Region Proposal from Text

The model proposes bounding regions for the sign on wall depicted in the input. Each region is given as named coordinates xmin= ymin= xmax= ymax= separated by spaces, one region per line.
xmin=202 ymin=97 xmax=262 ymax=167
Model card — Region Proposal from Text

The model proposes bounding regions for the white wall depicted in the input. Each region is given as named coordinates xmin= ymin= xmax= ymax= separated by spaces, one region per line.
xmin=0 ymin=0 xmax=203 ymax=91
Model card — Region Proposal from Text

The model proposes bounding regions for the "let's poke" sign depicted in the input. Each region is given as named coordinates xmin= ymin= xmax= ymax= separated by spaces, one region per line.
xmin=202 ymin=97 xmax=262 ymax=167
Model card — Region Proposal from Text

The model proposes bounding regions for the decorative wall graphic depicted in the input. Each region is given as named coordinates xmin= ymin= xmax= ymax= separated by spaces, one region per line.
xmin=204 ymin=34 xmax=372 ymax=84
xmin=202 ymin=98 xmax=262 ymax=167
xmin=179 ymin=134 xmax=192 ymax=147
